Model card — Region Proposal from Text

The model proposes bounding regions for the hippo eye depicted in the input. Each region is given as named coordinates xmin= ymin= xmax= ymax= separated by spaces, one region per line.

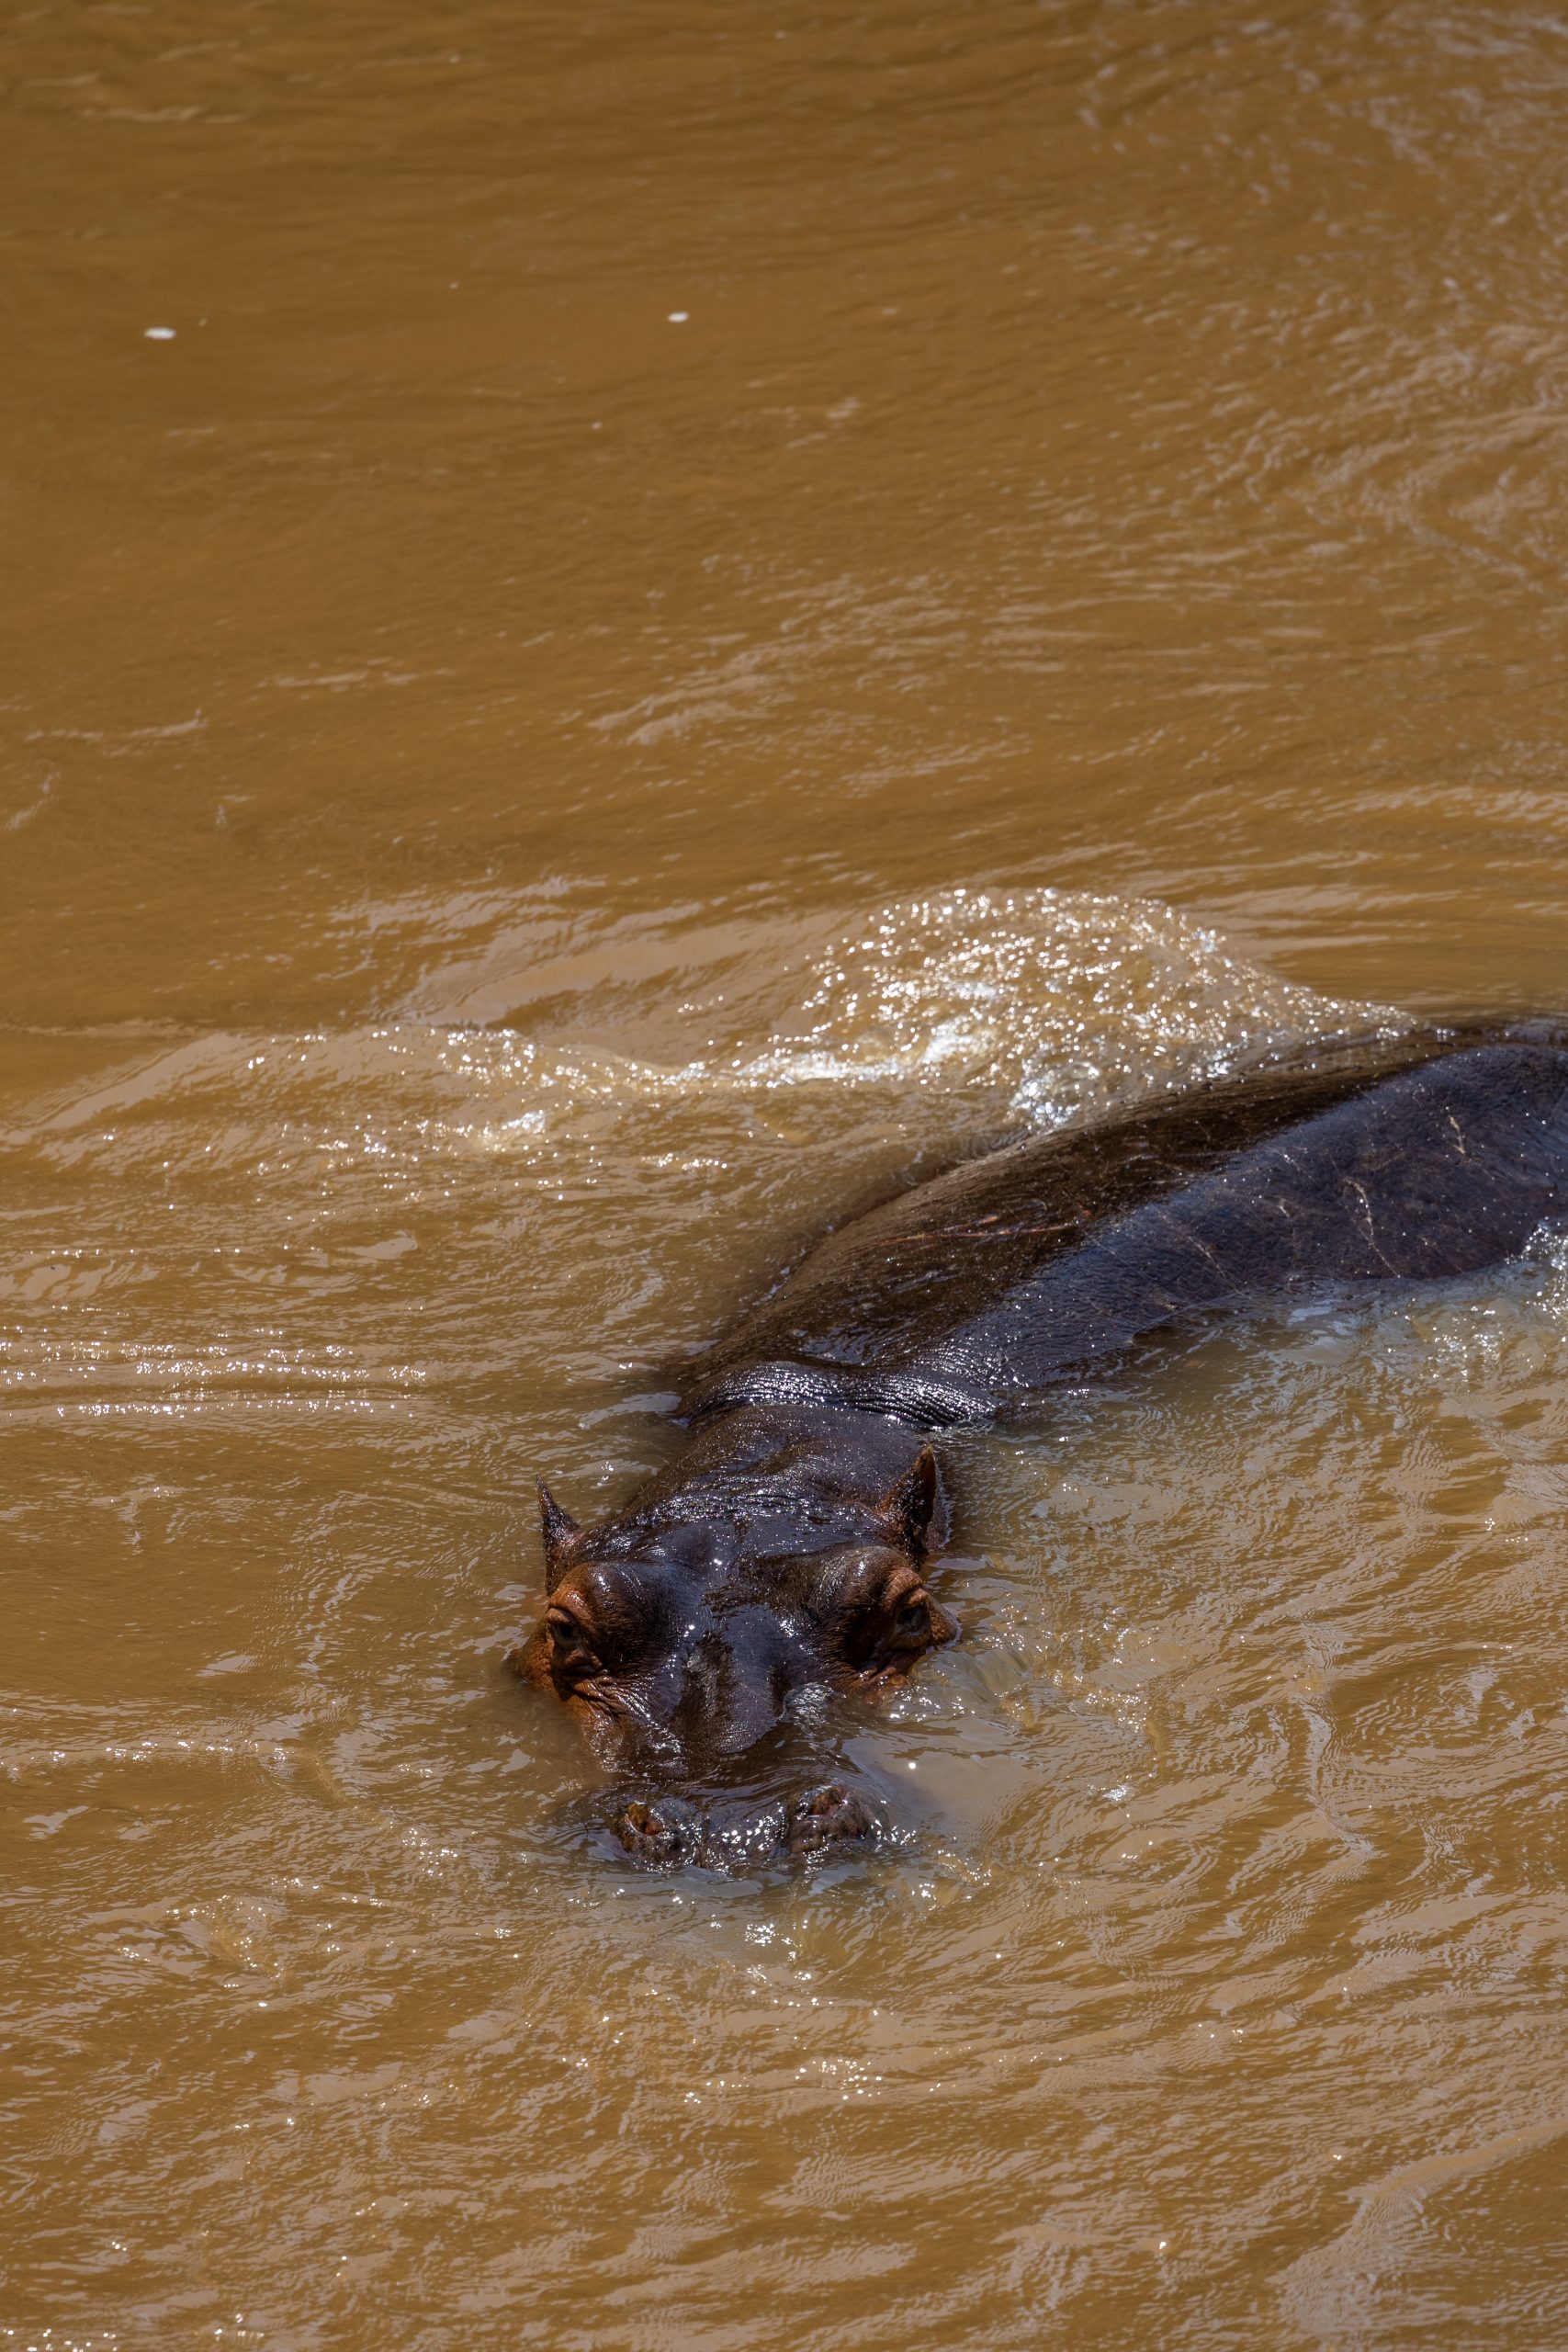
xmin=839 ymin=1563 xmax=943 ymax=1676
xmin=547 ymin=1606 xmax=602 ymax=1683
xmin=886 ymin=1593 xmax=938 ymax=1652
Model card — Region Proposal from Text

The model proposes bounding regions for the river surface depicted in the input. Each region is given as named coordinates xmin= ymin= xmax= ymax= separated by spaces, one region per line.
xmin=6 ymin=3 xmax=1568 ymax=2346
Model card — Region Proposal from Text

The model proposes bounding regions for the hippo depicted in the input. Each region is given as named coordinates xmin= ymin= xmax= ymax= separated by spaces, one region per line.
xmin=509 ymin=1020 xmax=1568 ymax=1867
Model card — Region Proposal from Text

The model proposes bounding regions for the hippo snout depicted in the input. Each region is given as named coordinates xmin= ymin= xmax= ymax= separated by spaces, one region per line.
xmin=610 ymin=1782 xmax=875 ymax=1871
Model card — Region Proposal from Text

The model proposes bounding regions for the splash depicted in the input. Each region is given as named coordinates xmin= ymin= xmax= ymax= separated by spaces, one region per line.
xmin=457 ymin=888 xmax=1401 ymax=1155
xmin=739 ymin=888 xmax=1401 ymax=1125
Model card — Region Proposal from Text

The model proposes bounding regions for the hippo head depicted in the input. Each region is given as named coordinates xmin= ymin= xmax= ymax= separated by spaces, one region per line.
xmin=508 ymin=1443 xmax=956 ymax=1864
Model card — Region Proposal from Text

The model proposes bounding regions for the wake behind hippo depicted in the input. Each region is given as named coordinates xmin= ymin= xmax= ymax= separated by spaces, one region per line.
xmin=509 ymin=1022 xmax=1568 ymax=1869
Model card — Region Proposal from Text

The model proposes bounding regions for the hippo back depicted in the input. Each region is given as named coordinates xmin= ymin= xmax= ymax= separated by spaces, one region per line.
xmin=682 ymin=1025 xmax=1568 ymax=1426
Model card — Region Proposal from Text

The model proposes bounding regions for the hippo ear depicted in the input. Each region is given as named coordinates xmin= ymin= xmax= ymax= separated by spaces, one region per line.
xmin=536 ymin=1481 xmax=581 ymax=1588
xmin=876 ymin=1446 xmax=941 ymax=1556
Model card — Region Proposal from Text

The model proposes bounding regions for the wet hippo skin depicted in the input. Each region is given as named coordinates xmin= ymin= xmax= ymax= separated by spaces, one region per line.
xmin=512 ymin=1024 xmax=1568 ymax=1867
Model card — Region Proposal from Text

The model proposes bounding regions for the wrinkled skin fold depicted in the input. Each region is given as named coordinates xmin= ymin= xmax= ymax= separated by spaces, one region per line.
xmin=509 ymin=1022 xmax=1568 ymax=1867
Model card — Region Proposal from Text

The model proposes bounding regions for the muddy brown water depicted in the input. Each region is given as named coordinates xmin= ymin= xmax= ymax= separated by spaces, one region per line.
xmin=6 ymin=3 xmax=1568 ymax=2345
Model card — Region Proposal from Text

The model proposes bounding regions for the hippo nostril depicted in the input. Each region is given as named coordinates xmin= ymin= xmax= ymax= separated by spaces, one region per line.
xmin=612 ymin=1795 xmax=704 ymax=1869
xmin=786 ymin=1782 xmax=874 ymax=1860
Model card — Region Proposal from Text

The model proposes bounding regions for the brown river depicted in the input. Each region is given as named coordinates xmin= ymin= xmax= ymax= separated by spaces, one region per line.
xmin=6 ymin=3 xmax=1568 ymax=2345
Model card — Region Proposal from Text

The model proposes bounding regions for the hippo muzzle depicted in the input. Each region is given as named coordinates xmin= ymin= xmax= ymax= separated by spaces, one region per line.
xmin=610 ymin=1779 xmax=879 ymax=1871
